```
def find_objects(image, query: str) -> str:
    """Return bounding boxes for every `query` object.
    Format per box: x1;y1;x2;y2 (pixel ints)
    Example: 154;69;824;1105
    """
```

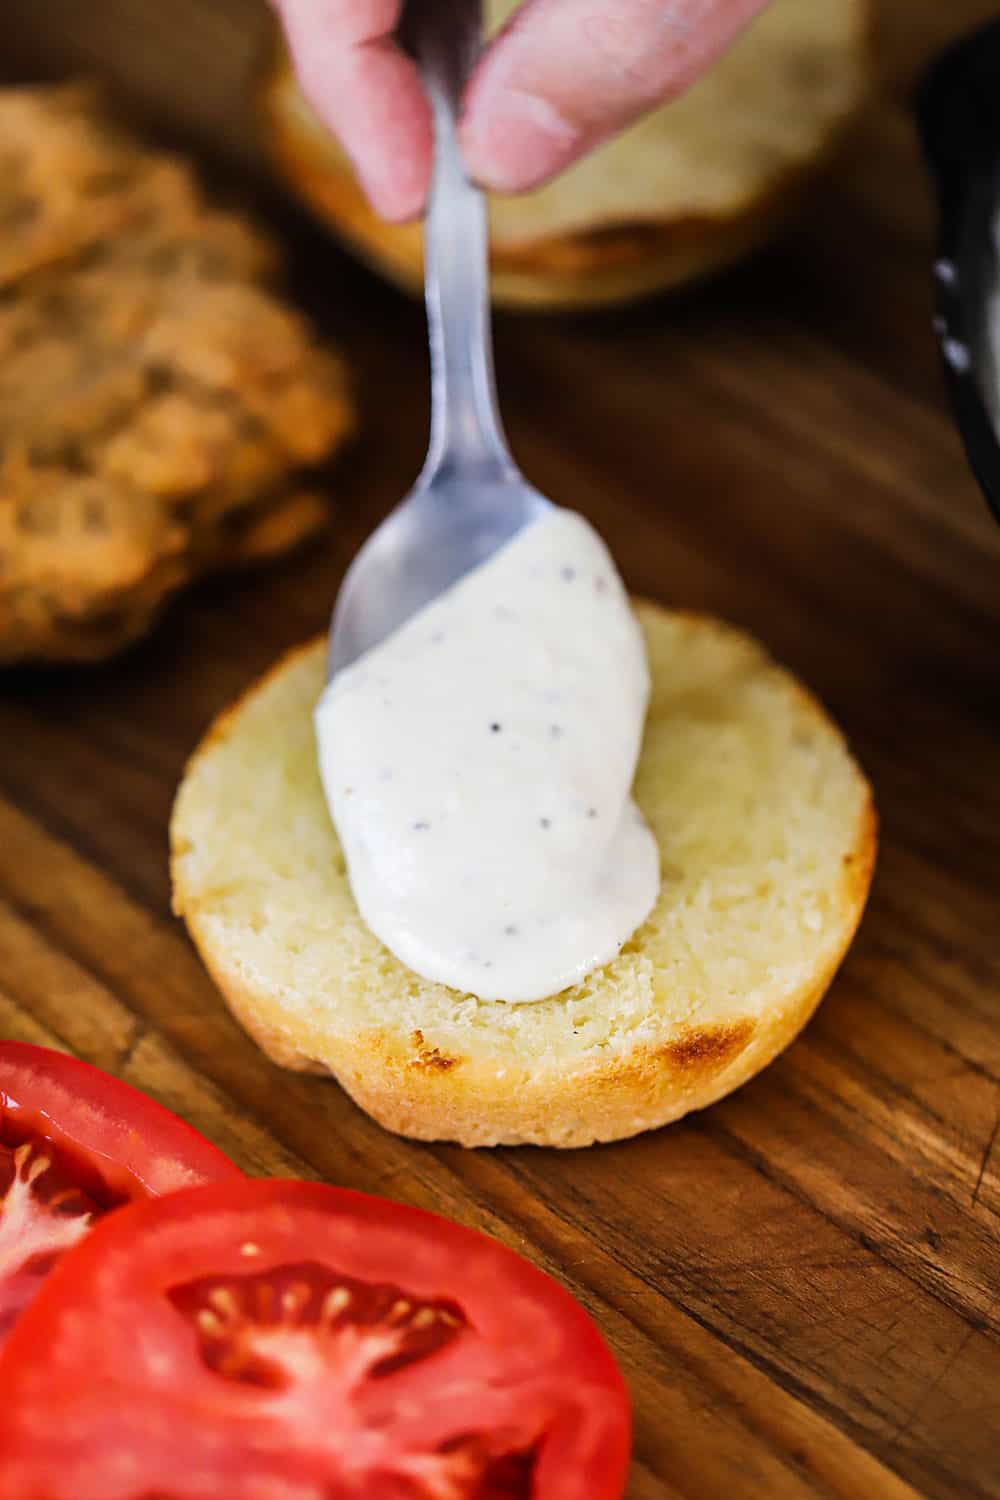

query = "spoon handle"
409;0;513;481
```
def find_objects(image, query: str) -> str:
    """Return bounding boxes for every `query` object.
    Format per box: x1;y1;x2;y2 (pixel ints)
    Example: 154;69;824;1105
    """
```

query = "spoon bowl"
328;464;551;676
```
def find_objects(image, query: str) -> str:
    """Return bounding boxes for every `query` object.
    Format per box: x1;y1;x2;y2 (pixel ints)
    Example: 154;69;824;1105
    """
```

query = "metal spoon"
327;0;552;678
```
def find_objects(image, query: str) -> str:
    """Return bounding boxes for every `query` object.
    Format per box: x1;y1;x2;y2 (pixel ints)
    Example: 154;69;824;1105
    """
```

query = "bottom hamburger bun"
171;604;876;1148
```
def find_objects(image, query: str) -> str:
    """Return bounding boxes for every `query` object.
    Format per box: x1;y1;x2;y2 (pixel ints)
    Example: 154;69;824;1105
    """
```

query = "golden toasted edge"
259;17;879;311
184;904;871;1148
171;613;877;1148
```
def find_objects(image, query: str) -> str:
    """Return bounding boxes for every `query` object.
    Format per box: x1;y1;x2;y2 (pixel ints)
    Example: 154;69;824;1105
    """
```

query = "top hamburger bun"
260;0;875;309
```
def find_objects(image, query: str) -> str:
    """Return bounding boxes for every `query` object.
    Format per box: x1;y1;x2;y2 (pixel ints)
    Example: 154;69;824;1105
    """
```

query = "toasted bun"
261;0;875;310
171;605;875;1147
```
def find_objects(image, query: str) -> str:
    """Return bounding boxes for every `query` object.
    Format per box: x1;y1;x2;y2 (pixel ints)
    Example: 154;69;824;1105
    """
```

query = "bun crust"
171;606;876;1147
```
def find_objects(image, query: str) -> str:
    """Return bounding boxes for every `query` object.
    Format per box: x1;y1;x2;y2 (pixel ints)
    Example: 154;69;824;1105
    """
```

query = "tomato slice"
0;1041;240;1348
0;1179;631;1500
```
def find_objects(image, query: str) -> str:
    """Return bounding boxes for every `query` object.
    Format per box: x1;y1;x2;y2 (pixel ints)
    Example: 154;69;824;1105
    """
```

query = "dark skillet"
918;18;1000;526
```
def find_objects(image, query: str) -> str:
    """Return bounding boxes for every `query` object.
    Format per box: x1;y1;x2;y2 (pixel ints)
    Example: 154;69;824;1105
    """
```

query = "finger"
460;0;770;193
274;0;433;221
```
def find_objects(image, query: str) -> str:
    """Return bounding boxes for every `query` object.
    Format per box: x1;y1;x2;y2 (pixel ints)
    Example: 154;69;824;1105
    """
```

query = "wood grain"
1;1;1000;1496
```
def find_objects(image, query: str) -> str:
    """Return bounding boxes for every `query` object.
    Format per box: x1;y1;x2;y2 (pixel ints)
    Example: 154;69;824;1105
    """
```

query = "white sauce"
314;508;659;1002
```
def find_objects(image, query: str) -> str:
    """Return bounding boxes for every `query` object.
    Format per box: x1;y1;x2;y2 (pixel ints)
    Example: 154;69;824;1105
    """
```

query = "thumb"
460;0;769;193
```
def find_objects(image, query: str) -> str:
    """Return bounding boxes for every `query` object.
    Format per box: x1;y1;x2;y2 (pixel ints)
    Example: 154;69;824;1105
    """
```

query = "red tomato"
0;1041;240;1347
0;1179;631;1500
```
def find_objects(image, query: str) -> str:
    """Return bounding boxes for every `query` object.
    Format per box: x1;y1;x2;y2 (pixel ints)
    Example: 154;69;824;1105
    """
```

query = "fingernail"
461;89;579;194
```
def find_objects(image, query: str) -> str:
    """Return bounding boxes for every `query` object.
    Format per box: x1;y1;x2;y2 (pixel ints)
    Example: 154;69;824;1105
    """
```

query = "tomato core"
172;1261;467;1386
0;1044;240;1354
169;1260;539;1497
0;1105;123;1346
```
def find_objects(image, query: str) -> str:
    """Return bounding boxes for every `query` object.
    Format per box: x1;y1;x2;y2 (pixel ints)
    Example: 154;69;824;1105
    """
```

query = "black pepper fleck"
490;722;502;734
503;924;518;937
550;724;563;740
561;566;577;581
586;807;598;819
412;820;430;832
540;817;551;830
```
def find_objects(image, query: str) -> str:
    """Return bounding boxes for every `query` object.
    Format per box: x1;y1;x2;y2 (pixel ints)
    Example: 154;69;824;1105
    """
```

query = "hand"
273;1;770;222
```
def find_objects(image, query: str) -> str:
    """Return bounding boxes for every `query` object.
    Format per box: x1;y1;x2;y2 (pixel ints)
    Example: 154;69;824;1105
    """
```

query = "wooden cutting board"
2;3;999;1497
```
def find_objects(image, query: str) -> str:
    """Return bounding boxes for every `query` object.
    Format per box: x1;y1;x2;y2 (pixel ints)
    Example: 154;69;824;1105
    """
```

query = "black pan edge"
917;18;1000;527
